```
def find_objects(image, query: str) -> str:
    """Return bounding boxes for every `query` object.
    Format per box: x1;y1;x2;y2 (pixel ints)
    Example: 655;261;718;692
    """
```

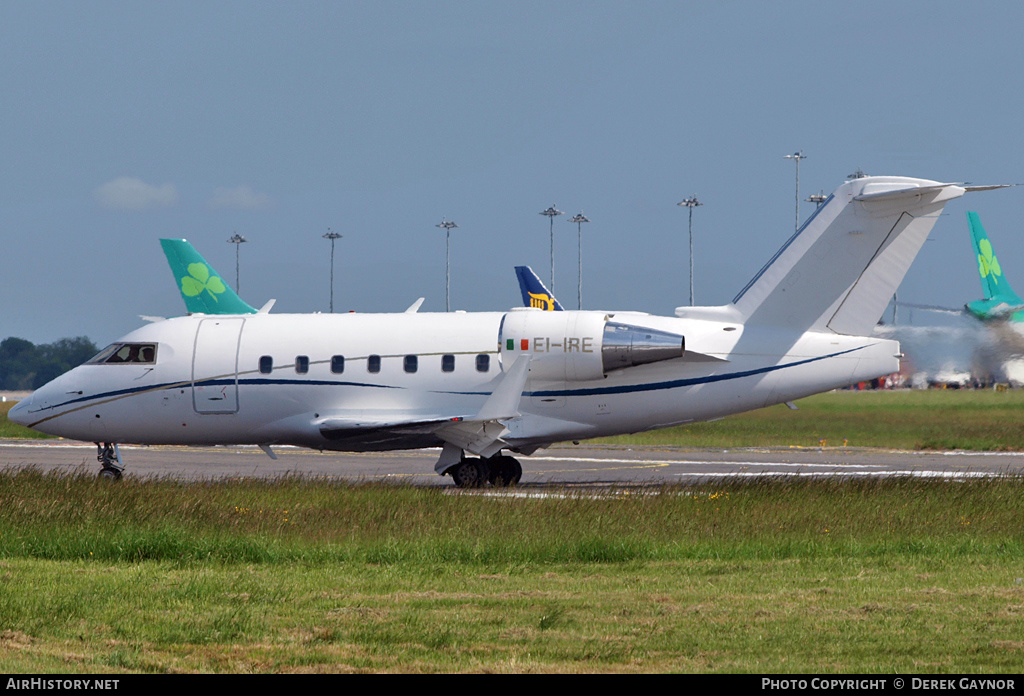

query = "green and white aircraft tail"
965;212;1024;322
160;238;257;315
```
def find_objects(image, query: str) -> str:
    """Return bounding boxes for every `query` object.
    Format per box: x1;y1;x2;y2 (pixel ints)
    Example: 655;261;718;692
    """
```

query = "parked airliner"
8;176;991;486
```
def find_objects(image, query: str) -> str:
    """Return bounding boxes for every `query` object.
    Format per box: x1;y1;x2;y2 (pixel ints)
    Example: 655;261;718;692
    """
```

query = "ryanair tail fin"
964;212;1024;321
160;239;257;315
719;176;968;336
514;265;564;311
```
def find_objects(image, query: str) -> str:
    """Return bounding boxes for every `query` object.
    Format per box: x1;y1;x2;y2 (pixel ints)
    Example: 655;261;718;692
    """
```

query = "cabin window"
331;355;345;374
259;356;273;374
89;343;158;365
295;356;309;374
367;355;381;373
476;354;490;372
441;354;455;373
404;355;418;373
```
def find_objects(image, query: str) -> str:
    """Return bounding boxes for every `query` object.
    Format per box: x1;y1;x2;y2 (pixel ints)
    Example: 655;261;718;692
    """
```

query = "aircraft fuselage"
12;308;898;454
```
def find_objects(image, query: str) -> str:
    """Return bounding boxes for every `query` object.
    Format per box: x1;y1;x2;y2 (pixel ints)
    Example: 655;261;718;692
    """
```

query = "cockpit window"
88;343;158;365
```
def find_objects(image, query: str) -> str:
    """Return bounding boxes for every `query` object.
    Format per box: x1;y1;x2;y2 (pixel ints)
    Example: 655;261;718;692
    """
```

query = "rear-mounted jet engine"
498;309;685;381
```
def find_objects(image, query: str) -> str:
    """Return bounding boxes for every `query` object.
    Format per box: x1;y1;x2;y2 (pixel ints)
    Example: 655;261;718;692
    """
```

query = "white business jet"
8;176;987;485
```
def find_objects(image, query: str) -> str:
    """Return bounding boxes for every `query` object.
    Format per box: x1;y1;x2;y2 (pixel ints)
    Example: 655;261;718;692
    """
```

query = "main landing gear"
446;453;523;489
96;442;124;480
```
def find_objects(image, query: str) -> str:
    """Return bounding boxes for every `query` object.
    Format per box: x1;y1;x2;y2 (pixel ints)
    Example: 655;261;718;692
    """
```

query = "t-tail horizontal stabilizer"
160;239;258;315
726;177;970;336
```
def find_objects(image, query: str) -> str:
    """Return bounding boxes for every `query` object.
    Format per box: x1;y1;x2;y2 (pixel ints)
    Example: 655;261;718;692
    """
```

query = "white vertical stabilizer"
728;176;965;336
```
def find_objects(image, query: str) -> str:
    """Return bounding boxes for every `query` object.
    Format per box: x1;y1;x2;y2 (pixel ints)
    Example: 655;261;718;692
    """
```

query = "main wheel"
449;458;490;488
488;455;522;487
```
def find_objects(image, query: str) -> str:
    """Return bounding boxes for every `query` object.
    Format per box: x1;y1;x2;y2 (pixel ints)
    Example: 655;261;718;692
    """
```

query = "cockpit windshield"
88;343;158;365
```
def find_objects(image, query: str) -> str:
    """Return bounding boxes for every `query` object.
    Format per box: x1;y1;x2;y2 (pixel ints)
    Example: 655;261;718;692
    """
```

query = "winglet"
159;239;258;315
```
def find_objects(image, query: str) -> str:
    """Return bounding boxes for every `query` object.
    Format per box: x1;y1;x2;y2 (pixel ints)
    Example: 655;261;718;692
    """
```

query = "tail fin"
160;239;257;315
964;212;1024;320
514;265;564;311
726;176;966;335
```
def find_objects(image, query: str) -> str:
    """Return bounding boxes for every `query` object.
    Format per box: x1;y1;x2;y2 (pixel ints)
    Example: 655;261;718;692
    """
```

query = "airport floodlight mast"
783;150;806;232
540;205;563;292
323;228;343;313
806;190;828;209
677;196;702;306
436;218;458;312
227;233;247;293
568;213;590;309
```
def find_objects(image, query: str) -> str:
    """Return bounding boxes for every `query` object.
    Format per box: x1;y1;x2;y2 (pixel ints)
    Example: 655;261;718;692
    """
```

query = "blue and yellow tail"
160;239;257;315
514;266;563;311
964;212;1024;321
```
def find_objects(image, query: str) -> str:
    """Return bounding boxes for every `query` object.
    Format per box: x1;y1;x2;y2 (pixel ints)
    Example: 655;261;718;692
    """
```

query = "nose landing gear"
96;443;124;480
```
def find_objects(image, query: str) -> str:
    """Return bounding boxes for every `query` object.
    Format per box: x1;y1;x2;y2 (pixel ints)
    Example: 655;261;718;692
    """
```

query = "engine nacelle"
498;309;684;381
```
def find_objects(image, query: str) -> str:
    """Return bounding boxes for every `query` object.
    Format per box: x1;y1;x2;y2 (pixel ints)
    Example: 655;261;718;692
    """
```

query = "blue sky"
4;1;1024;345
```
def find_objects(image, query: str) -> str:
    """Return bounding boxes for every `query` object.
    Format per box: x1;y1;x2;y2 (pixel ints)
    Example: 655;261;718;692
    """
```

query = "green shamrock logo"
180;263;227;302
978;239;1002;279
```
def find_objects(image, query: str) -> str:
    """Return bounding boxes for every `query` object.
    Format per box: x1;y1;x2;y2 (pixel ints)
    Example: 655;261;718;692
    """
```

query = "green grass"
1;470;1023;672
5;389;1024;672
594;388;1024;450
0;401;51;439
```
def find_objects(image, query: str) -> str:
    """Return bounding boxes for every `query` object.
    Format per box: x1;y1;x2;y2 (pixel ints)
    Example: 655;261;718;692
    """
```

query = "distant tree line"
0;337;98;391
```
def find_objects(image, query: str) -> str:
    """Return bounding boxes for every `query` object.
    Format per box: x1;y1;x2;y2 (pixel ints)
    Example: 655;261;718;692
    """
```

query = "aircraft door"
192;318;245;414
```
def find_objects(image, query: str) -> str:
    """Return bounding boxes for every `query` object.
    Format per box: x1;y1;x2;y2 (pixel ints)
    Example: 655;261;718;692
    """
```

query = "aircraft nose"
6;395;32;427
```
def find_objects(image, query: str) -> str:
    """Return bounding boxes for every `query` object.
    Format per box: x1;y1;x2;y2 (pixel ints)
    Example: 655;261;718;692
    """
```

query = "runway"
1;439;1022;486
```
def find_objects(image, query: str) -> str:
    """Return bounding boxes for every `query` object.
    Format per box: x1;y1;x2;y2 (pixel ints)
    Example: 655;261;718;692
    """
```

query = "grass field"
594;388;1024;451
1;469;1023;673
3;390;1024;673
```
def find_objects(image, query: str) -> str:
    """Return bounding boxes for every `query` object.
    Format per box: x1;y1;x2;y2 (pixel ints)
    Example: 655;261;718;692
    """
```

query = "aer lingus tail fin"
965;212;1024;321
160;238;257;315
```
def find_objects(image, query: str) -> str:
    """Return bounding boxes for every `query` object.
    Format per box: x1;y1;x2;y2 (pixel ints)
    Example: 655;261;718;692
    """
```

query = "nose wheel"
96;443;124;480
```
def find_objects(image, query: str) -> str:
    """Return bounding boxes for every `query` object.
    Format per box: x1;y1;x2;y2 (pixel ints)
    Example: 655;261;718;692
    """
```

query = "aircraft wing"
318;415;471;449
319;355;533;464
893;301;965;316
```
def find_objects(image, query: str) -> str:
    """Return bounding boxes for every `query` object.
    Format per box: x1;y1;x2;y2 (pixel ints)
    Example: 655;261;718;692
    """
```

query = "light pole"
806;191;828;209
227;233;247;293
323;228;342;313
677;196;702;306
539;205;563;292
568;213;589;309
436;218;458;311
783;150;806;232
